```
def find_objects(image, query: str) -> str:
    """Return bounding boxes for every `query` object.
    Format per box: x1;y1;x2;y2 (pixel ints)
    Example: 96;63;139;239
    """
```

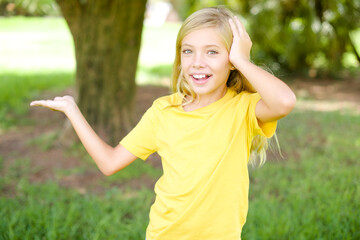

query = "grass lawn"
0;17;359;239
243;110;360;239
1;109;359;239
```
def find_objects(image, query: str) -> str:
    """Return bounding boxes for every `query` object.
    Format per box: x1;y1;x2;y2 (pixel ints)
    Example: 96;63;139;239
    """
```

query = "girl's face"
180;27;233;101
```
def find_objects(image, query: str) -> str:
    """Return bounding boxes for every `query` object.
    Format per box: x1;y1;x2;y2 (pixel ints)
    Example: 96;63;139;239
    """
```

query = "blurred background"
0;0;359;239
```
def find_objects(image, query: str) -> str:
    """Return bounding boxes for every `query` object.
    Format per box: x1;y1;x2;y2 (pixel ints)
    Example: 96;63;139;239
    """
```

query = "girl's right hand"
30;96;77;115
228;16;252;66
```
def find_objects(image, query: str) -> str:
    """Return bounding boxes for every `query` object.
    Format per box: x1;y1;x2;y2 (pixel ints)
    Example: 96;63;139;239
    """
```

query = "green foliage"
0;0;59;16
243;0;360;76
170;0;240;20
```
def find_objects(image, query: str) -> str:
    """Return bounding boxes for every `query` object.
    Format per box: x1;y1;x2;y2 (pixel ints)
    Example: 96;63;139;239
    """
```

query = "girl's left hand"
228;16;252;66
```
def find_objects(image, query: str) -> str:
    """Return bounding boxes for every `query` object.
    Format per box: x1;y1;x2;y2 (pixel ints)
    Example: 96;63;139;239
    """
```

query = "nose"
192;53;206;69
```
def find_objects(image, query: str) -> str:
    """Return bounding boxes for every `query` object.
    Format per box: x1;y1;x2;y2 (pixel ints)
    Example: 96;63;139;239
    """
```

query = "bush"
170;0;360;77
0;0;60;16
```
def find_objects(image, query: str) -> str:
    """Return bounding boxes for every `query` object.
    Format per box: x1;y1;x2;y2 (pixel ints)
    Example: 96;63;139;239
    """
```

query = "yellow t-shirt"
120;89;277;240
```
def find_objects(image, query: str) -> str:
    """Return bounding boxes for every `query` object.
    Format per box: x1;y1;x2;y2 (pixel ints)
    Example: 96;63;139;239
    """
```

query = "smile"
191;74;212;85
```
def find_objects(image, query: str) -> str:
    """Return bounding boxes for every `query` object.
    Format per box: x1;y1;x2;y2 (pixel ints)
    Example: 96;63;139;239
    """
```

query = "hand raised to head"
30;95;77;115
228;16;252;66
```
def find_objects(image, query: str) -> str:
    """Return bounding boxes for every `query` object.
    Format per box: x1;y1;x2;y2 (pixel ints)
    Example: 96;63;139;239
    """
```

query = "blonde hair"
171;6;274;167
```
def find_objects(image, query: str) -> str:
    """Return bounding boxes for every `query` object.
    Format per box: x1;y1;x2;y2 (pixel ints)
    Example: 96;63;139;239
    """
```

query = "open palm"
30;96;76;114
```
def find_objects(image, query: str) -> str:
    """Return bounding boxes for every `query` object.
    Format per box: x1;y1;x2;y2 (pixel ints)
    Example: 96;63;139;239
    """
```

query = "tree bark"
56;0;147;145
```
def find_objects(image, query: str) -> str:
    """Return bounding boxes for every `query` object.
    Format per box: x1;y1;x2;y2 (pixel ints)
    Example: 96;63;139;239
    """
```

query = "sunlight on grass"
0;17;75;71
0;17;179;76
140;23;180;66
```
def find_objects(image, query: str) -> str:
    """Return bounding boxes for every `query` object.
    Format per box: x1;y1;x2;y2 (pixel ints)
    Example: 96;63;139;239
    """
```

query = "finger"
63;95;74;101
30;100;46;106
234;16;247;38
30;100;54;108
228;18;239;39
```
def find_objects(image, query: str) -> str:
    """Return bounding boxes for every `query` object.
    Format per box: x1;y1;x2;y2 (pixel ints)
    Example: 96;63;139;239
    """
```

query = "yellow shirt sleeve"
248;93;277;138
120;104;158;160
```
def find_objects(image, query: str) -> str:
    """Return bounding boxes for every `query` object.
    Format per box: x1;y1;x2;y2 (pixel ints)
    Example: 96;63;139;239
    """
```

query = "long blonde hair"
171;6;273;166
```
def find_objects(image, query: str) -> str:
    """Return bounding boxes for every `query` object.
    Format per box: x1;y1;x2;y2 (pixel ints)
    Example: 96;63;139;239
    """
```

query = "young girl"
31;6;296;240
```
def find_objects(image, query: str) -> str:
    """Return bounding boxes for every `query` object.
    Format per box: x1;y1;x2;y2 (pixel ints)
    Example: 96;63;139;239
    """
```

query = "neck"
183;88;228;112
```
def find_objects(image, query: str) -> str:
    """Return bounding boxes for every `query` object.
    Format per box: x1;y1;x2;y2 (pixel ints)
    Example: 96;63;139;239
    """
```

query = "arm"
30;96;137;176
229;17;296;123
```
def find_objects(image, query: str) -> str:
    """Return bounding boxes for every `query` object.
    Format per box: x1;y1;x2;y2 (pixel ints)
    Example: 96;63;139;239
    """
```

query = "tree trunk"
56;0;147;145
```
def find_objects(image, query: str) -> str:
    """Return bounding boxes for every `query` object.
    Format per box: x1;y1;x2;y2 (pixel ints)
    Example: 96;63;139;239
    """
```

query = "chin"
193;89;215;98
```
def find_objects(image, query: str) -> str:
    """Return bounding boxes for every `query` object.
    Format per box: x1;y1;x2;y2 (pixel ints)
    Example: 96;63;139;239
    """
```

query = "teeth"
193;74;206;79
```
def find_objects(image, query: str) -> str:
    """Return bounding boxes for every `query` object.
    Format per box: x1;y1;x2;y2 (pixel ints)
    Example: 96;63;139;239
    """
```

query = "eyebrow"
181;43;221;48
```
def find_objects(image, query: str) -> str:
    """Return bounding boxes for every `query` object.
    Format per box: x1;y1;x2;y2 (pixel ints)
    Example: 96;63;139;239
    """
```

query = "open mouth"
191;74;212;85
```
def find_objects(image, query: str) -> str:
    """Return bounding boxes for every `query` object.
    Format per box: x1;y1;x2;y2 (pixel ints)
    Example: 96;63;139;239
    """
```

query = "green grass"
1;109;359;239
0;180;153;240
0;16;178;72
0;149;156;240
63;142;162;183
0;71;74;130
242;110;360;239
0;17;75;71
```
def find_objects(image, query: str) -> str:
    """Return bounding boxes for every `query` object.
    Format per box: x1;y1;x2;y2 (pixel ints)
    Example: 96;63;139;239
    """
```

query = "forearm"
30;96;137;175
234;59;296;115
65;106;115;175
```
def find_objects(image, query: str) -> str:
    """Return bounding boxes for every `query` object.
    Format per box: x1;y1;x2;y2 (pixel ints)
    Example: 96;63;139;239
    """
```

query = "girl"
31;6;296;240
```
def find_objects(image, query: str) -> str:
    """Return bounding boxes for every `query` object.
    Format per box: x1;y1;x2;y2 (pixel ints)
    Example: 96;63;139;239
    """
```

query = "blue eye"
208;50;218;55
182;49;192;54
